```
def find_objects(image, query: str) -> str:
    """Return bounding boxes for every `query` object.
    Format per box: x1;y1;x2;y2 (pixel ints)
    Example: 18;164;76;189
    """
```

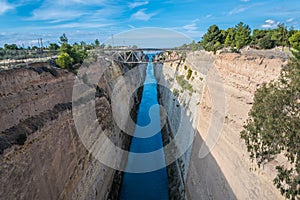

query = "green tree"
56;52;74;69
224;28;236;48
258;32;275;49
31;46;38;50
94;39;100;47
234;22;251;49
200;25;223;53
4;44;18;50
59;33;68;44
252;29;267;46
59;43;72;54
271;23;288;49
48;43;59;50
190;40;199;51
71;43;87;64
289;31;300;59
241;58;300;200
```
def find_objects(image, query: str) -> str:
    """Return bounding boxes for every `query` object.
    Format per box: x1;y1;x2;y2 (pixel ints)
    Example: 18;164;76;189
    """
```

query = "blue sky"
0;0;300;47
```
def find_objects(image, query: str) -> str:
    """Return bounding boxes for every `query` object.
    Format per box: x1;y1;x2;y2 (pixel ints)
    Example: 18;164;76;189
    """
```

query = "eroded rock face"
0;66;74;132
198;52;285;200
0;59;146;199
155;50;287;200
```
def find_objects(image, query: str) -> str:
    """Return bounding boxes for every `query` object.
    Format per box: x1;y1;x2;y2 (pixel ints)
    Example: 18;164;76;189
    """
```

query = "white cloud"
181;19;203;38
30;8;84;22
182;19;199;32
205;14;212;18
228;3;261;15
131;9;156;21
183;23;197;32
240;0;250;2
128;1;149;9
0;1;15;15
286;18;294;23
229;5;250;15
261;19;280;28
51;22;112;29
28;0;116;22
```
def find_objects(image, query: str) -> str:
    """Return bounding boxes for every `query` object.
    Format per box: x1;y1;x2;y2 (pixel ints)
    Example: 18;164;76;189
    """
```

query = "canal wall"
0;49;288;200
155;50;287;199
0;58;146;199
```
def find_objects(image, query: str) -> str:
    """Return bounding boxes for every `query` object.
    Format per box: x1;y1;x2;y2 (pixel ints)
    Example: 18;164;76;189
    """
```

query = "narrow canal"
119;55;169;200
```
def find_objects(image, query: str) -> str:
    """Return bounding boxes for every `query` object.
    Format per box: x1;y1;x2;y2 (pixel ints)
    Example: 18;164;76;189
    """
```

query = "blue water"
119;57;169;200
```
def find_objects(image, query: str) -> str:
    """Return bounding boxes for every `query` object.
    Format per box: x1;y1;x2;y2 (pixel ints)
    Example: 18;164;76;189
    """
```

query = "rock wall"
155;50;287;199
195;52;286;200
0;65;73;132
0;59;146;199
0;50;288;199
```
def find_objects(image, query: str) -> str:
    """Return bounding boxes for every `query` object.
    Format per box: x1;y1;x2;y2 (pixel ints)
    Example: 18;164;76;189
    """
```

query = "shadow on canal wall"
155;62;237;200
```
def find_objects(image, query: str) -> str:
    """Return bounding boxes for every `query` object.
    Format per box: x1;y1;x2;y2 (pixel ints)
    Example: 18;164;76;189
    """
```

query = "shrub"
176;75;193;93
56;52;74;69
187;69;193;80
173;88;179;97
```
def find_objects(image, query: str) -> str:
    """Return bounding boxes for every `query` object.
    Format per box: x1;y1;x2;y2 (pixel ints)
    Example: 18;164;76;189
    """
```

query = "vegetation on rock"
176;75;193;93
241;57;300;199
187;69;193;80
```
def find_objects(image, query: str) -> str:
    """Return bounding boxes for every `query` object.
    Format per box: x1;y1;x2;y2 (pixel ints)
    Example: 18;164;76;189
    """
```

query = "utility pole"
282;28;285;51
40;38;43;52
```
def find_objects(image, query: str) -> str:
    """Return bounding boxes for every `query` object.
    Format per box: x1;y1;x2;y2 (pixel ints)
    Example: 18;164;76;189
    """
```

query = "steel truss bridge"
106;48;190;64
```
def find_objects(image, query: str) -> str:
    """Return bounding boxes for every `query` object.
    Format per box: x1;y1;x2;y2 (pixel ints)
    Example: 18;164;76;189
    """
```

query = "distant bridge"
104;47;191;52
106;47;189;64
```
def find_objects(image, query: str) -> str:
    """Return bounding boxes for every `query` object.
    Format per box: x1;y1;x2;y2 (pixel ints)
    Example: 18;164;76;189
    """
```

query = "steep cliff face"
156;50;287;199
0;59;145;199
197;52;286;200
0;65;73;133
0;50;288;199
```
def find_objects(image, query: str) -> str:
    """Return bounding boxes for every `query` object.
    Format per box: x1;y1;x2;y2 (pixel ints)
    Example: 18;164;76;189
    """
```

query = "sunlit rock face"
156;50;287;200
0;59;146;200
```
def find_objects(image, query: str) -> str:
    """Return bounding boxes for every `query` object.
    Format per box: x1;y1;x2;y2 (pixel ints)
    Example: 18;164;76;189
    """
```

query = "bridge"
106;47;189;64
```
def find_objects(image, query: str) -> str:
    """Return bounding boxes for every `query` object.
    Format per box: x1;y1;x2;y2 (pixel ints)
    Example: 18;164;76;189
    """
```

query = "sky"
0;0;300;47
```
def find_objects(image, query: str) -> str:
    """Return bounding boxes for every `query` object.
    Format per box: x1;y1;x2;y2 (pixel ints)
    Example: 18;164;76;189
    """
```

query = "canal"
119;56;169;200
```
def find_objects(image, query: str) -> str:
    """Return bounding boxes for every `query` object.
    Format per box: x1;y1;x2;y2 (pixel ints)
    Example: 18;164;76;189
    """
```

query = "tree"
200;25;223;53
59;33;68;44
4;44;18;50
59;43;72;54
252;29;266;45
258;32;275;49
71;43;87;64
31;46;39;50
234;22;251;49
94;39;100;47
224;28;236;48
289;31;300;59
271;23;288;50
56;52;74;69
241;58;300;199
190;40;199;51
55;37;88;71
48;43;59;50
